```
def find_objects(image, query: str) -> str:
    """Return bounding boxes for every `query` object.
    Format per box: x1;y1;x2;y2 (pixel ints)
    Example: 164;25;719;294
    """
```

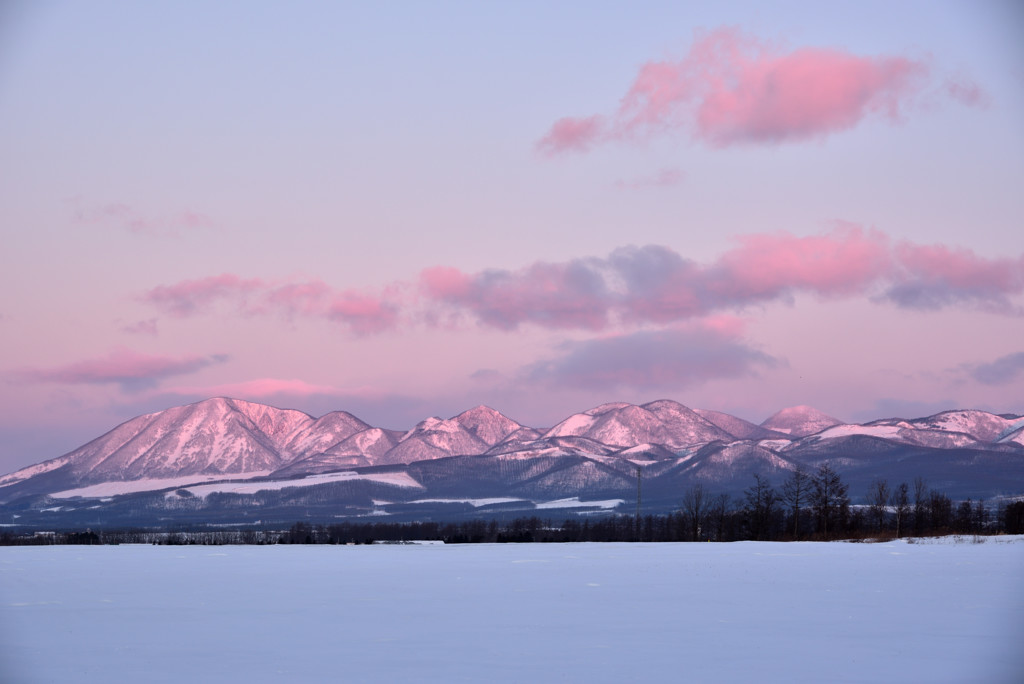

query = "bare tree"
866;479;890;531
781;464;811;539
680;483;709;541
708;493;731;542
811;464;849;539
928;491;953;531
891;482;910;538
913;477;928;535
744;474;779;541
973;499;987;533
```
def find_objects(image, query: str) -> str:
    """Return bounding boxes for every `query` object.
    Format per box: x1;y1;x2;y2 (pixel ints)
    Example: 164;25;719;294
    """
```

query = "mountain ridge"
1;398;1021;523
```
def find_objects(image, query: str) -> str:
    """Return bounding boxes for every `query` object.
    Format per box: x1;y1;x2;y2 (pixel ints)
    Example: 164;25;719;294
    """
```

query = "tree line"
3;465;1023;545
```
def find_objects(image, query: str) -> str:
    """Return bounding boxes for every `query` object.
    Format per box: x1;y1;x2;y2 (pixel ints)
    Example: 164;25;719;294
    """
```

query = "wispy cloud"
964;352;1024;386
522;318;781;391
121;319;159;336
163;378;346;399
17;349;228;392
143;275;402;335
68;198;214;237
538;27;985;154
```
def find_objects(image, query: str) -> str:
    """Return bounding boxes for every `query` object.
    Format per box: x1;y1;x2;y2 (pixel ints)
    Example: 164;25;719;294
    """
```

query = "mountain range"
1;397;1022;527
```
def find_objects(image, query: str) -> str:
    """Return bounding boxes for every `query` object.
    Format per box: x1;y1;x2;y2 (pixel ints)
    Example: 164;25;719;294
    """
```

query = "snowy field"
2;539;1022;683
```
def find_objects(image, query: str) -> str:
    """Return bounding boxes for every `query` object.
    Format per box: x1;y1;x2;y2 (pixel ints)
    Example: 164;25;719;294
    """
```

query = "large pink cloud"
886;243;1024;313
421;260;610;330
539;27;985;153
420;226;1024;329
142;229;1024;336
705;226;893;301
143;275;401;334
19;349;228;391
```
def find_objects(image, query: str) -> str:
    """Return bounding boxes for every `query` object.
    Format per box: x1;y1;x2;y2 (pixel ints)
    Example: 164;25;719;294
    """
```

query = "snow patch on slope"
51;472;275;499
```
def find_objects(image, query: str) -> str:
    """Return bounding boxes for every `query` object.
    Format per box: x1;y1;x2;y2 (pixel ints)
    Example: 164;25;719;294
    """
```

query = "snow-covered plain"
1;539;1022;683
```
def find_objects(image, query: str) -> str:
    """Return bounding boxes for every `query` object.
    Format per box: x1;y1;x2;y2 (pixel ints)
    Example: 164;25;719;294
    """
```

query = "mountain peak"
454;405;522;446
760;405;842;437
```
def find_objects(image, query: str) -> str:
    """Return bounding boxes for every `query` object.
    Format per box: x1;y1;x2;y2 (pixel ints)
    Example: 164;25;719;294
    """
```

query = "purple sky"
2;1;1023;473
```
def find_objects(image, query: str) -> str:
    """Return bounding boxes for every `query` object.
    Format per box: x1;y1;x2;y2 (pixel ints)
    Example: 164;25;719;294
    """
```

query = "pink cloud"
141;229;1024;339
69;199;213;237
420;226;1024;330
707;226;893;301
421;260;610;330
143;275;402;334
260;280;333;317
535;115;606;156
19;349;228;391
328;292;400;335
122;319;159;336
145;274;264;316
886;243;1024;312
539;27;980;152
165;378;345;399
945;75;990;108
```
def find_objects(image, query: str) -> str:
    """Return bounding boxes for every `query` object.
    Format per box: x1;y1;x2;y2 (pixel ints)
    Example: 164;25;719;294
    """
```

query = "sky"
1;1;1023;473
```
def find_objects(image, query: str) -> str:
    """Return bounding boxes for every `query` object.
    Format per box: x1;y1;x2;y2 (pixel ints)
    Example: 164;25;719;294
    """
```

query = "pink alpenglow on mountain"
759;406;844;437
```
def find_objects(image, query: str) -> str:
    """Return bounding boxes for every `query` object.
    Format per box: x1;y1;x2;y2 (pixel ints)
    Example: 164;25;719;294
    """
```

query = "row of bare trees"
674;466;1019;542
677;464;853;541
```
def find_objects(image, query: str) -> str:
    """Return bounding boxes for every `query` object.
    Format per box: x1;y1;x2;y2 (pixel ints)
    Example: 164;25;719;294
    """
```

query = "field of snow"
1;539;1022;683
51;469;424;500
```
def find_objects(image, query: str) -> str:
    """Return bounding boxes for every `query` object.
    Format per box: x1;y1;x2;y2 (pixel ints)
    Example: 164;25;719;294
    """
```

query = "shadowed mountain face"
1;399;1021;525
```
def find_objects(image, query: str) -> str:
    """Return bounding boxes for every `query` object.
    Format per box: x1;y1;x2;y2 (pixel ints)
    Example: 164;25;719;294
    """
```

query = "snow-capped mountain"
0;398;1022;526
760;405;843;437
694;408;789;441
0;398;311;491
281;411;370;460
544;400;731;448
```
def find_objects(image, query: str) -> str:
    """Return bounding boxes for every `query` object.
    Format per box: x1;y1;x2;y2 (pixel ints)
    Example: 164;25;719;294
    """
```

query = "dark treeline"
4;466;1023;546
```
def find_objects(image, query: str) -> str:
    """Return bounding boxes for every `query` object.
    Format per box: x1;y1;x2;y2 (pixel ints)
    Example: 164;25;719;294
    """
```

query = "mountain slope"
4;398;312;492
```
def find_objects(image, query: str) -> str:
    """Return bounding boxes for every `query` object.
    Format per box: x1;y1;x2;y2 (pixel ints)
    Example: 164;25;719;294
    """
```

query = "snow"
0;456;71;487
534;497;624;510
51;470;423;500
181;470;424;497
811;424;905;440
544;412;597;438
757;438;792;450
410;497;525;507
996;417;1024;441
1;539;1021;683
50;472;276;499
